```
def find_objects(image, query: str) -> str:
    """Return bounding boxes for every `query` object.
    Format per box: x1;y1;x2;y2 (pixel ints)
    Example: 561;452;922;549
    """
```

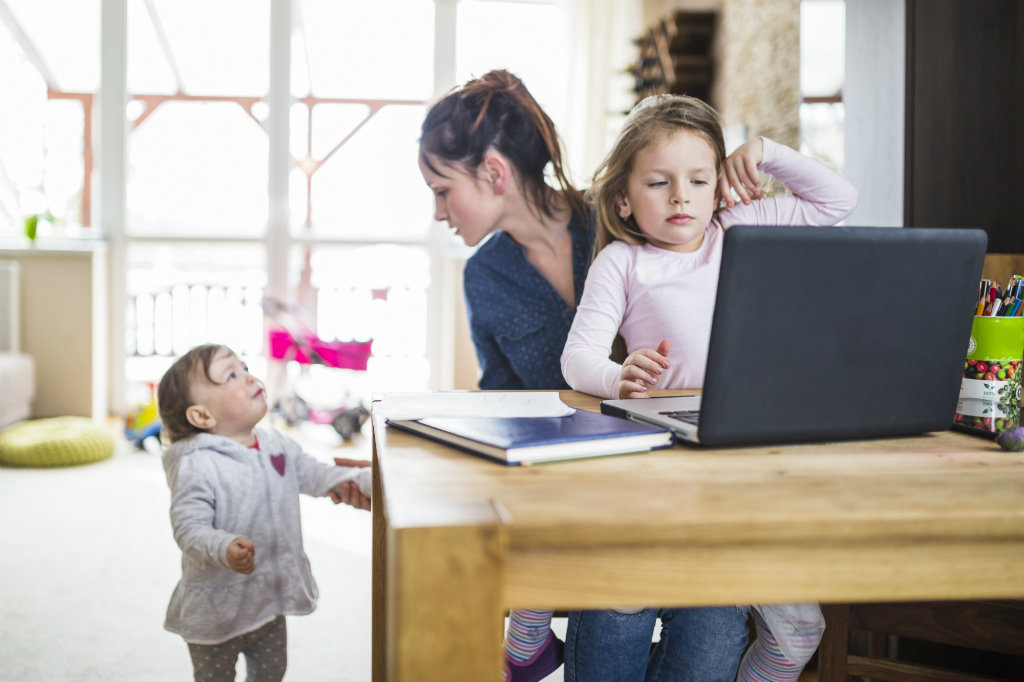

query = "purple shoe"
505;630;564;682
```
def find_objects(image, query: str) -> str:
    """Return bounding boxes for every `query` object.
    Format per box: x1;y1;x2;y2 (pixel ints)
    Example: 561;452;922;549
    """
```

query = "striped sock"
504;609;555;664
736;613;821;682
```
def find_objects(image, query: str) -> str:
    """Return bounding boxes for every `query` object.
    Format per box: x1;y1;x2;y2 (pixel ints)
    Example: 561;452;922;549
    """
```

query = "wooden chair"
819;601;1024;682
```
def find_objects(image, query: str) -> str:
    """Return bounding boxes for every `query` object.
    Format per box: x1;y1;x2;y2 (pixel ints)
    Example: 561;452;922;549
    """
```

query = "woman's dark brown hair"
157;343;223;444
419;69;586;220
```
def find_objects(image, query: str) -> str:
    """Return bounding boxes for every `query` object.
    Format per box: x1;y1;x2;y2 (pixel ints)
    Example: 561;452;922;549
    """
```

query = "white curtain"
559;0;642;185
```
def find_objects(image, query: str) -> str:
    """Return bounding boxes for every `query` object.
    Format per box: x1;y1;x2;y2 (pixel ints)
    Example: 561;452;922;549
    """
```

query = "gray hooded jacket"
162;427;370;644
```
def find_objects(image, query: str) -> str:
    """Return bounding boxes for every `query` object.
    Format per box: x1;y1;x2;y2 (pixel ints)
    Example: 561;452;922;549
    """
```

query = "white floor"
0;417;570;682
0;420;374;682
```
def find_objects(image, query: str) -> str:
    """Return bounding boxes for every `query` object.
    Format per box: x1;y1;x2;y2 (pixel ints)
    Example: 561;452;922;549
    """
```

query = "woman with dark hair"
419;69;595;681
419;69;594;392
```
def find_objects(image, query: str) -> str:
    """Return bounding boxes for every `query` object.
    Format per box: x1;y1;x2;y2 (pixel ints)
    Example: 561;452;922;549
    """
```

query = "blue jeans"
565;606;749;682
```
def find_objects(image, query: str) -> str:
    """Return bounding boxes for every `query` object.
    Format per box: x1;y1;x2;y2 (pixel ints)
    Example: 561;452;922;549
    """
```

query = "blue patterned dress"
463;210;595;390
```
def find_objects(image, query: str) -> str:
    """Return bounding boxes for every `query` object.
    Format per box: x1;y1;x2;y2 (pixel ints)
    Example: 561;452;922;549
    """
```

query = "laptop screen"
692;225;986;446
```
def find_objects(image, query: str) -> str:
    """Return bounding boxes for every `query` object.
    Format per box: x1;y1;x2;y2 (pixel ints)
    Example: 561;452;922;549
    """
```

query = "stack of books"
380;392;673;466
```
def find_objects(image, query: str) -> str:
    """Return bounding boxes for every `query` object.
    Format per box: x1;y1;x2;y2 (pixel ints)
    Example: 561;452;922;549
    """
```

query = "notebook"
388;408;673;465
600;225;987;447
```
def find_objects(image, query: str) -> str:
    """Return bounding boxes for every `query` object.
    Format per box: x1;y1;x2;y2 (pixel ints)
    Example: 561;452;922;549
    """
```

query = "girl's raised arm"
718;138;858;229
720;137;765;207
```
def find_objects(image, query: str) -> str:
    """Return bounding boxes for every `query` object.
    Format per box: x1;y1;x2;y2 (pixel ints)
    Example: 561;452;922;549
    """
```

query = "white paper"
375;391;574;420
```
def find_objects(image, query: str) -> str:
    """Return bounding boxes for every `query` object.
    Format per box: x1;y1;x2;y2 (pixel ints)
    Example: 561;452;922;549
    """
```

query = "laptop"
600;225;987;447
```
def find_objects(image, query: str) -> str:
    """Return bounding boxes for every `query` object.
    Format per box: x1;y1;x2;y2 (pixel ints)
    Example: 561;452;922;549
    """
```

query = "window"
0;0;98;235
0;0;571;418
456;0;567;125
800;0;845;170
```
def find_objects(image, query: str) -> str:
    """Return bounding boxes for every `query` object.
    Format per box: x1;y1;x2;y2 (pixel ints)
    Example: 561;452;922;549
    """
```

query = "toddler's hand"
226;537;255;575
329;458;372;511
618;339;670;399
720;137;764;207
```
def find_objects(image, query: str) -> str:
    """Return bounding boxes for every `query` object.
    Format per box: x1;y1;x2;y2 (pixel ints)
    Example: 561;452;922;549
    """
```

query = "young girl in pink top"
561;95;857;682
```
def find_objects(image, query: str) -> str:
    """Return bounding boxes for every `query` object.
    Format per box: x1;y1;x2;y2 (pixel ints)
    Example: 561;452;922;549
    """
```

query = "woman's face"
419;153;502;247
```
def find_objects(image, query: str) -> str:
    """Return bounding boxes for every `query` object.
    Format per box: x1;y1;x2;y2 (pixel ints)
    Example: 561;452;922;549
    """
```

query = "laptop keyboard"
659;409;701;426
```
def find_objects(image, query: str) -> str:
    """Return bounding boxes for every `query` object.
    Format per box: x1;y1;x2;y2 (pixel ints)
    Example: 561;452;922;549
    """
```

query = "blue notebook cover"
388;408;673;465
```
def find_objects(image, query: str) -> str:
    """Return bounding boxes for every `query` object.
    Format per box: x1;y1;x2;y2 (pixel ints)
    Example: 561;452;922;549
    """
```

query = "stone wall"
712;0;800;149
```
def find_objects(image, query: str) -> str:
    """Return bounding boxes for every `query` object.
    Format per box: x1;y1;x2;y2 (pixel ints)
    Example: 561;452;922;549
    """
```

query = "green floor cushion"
0;417;116;467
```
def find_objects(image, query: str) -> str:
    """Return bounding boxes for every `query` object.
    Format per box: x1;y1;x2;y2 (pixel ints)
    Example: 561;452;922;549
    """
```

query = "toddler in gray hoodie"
157;343;371;682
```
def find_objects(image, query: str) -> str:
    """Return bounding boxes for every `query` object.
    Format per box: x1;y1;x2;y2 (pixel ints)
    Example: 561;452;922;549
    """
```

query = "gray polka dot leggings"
187;616;287;682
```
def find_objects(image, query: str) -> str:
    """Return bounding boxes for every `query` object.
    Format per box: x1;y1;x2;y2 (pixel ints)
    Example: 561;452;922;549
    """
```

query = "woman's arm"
462;260;525;390
468;315;523;390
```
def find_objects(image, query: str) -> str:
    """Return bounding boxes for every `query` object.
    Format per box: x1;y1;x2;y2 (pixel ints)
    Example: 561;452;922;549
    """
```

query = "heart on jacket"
270;453;286;477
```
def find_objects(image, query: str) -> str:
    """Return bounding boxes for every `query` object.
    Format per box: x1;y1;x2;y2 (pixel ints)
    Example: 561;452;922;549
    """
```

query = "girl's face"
419;153;502;247
617;129;718;253
188;347;267;444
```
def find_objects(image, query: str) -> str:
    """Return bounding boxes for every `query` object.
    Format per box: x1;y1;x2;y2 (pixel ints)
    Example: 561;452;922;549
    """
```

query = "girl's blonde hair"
588;94;726;253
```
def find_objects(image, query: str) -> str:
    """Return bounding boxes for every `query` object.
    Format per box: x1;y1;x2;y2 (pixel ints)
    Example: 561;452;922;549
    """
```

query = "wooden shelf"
628;10;717;104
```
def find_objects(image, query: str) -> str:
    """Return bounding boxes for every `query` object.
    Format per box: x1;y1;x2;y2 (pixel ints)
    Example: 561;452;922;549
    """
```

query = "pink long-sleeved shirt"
561;138;858;399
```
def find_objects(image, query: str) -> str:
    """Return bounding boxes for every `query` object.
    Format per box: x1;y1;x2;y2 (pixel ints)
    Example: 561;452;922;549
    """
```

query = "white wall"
844;0;905;226
0;244;107;420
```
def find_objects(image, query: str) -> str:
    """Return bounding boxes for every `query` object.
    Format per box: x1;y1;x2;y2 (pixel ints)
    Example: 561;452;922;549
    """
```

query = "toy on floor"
271;394;369;442
264;298;372;371
318;404;370;441
124;382;162;451
0;416;116;467
263;297;372;442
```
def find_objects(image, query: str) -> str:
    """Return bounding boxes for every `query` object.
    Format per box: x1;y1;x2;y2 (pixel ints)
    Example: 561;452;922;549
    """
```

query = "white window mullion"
433;0;458;97
428;0;459;390
100;0;127;416
263;0;292;401
267;0;291;305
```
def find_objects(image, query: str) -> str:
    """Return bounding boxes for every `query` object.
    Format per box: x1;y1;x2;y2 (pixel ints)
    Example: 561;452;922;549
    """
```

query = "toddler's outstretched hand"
226;537;255;575
618;339;670;399
329;457;372;511
720;137;765;207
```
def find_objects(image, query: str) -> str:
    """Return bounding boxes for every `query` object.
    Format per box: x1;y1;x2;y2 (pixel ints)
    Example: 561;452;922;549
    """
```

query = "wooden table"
370;390;1024;682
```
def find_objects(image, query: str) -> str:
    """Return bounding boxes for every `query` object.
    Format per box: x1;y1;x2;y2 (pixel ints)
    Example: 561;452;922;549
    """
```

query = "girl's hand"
720;137;765;207
226;537;255;575
618;339;670;399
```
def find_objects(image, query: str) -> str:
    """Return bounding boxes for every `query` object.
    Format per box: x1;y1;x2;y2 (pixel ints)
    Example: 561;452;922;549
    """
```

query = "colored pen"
977;279;988;315
1002;286;1016;315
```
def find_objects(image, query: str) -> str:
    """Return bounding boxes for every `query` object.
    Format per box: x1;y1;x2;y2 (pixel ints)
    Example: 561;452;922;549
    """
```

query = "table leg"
371;444;388;682
386;506;506;682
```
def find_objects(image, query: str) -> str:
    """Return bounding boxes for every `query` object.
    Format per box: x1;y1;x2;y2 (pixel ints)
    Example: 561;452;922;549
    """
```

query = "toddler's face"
617;129;718;253
189;347;267;442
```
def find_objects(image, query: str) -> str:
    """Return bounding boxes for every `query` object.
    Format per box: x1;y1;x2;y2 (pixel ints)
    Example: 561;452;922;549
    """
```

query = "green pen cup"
955;315;1024;433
